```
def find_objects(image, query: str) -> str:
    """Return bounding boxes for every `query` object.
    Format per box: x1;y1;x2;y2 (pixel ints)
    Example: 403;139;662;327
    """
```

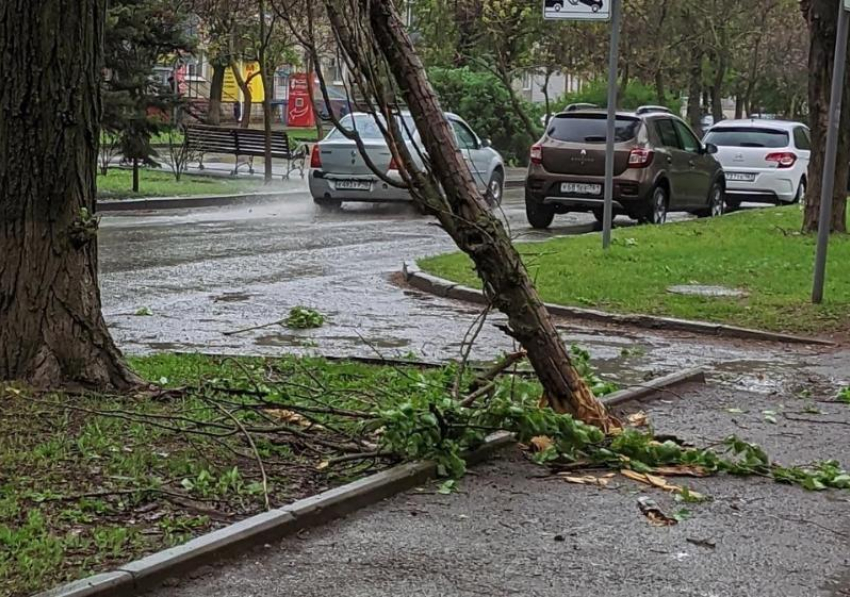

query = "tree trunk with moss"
324;0;615;431
0;0;139;391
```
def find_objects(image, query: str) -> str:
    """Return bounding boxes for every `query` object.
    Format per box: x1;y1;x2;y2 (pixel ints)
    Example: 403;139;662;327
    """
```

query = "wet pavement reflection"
99;187;847;395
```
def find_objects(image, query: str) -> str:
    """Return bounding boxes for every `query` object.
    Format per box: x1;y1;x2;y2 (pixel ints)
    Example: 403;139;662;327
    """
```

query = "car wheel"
526;195;555;229
314;197;342;211
792;178;806;204
699;182;726;218
641;186;668;225
487;169;504;208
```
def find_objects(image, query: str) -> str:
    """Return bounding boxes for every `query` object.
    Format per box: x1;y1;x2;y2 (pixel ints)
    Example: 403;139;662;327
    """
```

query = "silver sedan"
308;111;505;208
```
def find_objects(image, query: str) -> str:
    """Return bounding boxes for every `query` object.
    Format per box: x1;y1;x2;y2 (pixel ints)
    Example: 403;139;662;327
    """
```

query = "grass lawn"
1;353;552;596
96;168;262;200
419;206;850;336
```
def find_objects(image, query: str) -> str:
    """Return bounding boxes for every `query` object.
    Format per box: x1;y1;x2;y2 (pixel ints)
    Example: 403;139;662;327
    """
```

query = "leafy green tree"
428;67;536;164
102;0;194;191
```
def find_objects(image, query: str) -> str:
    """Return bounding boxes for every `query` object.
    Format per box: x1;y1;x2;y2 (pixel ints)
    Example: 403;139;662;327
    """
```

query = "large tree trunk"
687;49;703;131
710;50;726;124
654;69;666;106
0;0;139;391
325;0;614;431
802;0;849;233
208;62;226;126
259;0;273;184
230;61;254;130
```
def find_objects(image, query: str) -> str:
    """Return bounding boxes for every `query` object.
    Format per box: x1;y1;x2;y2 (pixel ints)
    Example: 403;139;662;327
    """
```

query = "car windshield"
547;115;640;143
328;114;416;141
704;127;789;148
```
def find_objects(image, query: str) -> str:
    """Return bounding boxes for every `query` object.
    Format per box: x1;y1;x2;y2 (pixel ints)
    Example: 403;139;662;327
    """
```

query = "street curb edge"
96;189;303;213
402;262;835;346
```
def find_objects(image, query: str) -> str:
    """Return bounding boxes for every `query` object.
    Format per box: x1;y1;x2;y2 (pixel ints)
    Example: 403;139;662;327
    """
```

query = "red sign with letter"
287;73;315;128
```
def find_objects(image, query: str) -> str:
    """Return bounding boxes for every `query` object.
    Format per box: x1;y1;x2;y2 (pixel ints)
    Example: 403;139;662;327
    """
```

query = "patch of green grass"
96;168;262;200
0;353;555;596
419;206;850;335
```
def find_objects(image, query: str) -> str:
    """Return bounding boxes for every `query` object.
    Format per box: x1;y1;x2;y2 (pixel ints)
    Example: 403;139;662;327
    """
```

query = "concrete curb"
96;189;303;213
402;262;835;346
34;434;513;597
601;367;706;407
33;364;702;597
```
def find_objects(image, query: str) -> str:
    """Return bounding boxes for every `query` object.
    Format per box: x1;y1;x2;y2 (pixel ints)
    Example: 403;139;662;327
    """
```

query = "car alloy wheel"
487;170;504;208
710;185;726;217
651;187;668;224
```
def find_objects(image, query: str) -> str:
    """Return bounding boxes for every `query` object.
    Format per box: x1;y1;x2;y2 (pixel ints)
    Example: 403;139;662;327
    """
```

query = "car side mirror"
480;138;491;149
704;142;718;155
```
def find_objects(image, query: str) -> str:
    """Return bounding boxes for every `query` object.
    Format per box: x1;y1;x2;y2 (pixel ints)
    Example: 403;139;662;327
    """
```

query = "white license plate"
561;183;602;196
726;172;756;182
335;180;372;191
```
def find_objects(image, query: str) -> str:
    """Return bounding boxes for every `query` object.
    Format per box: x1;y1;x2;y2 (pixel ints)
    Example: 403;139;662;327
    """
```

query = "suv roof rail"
564;103;598;112
636;105;673;115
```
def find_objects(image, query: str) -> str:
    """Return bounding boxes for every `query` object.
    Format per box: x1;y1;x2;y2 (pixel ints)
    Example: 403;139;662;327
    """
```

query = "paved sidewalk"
151;380;850;597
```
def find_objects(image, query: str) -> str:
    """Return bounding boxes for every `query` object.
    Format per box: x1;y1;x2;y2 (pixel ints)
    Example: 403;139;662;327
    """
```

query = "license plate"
334;180;372;191
561;182;602;196
726;172;756;182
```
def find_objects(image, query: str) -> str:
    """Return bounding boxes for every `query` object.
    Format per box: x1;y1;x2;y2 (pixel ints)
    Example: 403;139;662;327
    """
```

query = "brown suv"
525;109;726;229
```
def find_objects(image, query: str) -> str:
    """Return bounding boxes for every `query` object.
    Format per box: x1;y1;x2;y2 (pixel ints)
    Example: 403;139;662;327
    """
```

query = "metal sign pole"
812;2;850;304
602;0;622;250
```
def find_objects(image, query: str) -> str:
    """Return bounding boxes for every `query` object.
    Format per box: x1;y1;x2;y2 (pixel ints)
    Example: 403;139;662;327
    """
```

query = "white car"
309;111;505;209
703;119;810;209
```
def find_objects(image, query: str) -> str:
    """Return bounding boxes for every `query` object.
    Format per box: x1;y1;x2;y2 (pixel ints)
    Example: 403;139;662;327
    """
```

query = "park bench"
184;125;307;179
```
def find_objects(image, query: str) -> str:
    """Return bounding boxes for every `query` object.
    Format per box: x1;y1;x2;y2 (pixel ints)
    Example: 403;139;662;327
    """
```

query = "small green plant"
837;387;850;404
134;307;153;317
285;306;325;330
437;479;458;495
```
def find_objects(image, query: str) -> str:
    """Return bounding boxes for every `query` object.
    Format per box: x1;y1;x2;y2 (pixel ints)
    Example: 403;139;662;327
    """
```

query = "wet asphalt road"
100;185;841;393
152;380;850;597
100;185;850;597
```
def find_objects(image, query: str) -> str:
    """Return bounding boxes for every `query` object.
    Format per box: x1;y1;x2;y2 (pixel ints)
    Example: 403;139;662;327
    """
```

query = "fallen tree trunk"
321;0;615;431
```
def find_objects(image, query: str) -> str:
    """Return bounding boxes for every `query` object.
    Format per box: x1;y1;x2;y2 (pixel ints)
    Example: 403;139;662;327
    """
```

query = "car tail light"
766;151;797;169
388;156;398;171
530;144;543;165
628;147;654;168
310;144;322;169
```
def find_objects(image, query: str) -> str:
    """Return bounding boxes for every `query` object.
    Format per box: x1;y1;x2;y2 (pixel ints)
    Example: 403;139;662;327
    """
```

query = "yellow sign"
222;62;265;103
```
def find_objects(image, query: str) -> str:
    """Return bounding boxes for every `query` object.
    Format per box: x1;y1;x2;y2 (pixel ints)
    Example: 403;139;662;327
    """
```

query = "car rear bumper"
309;170;411;202
724;169;798;203
526;166;652;213
543;197;626;210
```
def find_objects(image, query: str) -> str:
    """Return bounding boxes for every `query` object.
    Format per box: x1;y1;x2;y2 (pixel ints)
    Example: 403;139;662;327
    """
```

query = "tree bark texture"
208;63;226;126
687;49;703;132
802;0;849;233
259;0;273;183
326;0;614;431
0;0;139;390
